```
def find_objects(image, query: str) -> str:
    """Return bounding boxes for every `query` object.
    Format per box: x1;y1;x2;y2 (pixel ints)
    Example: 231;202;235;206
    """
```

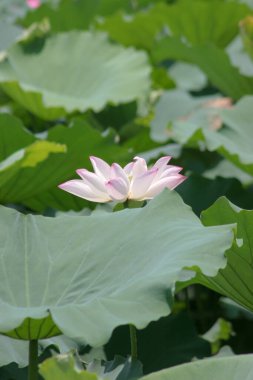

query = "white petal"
90;156;111;180
130;168;158;199
154;164;182;181
132;156;147;178
142;175;186;199
110;163;130;186
58;180;110;202
76;169;107;194
165;174;186;190
153;156;171;169
105;178;129;201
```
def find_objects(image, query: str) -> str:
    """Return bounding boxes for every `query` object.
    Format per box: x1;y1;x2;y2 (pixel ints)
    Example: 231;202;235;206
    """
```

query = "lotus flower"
59;156;186;203
26;0;41;9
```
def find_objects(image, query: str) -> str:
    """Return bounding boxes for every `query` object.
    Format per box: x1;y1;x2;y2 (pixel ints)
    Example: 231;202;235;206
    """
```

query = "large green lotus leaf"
188;197;253;313
98;1;248;50
152;37;253;99
0;117;130;209
0;191;233;344
141;355;253;380
0;32;151;120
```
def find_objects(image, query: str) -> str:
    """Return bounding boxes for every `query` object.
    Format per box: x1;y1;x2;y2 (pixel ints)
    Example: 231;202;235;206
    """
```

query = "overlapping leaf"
0;191;233;344
151;93;253;177
40;353;253;380
150;89;228;143
191;197;253;313
40;353;143;380
141;355;253;380
0;31;151;119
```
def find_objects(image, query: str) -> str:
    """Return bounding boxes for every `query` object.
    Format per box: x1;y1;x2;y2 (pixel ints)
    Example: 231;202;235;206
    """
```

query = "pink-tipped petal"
160;166;183;178
153;156;172;169
124;162;134;175
132;156;147;178
59;155;186;204
111;163;130;186
90;156;111;180
58;180;110;203
76;169;107;194
26;0;41;8
165;174;187;190
105;178;129;201
142;175;186;199
130;168;159;199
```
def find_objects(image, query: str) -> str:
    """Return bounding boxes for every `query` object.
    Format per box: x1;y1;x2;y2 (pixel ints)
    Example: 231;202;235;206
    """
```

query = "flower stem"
28;339;38;380
129;324;138;360
123;200;138;359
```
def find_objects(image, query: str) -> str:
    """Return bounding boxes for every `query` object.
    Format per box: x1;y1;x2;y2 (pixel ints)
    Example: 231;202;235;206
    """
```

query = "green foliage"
1;0;253;377
98;1;249;50
152;37;253;99
105;312;210;373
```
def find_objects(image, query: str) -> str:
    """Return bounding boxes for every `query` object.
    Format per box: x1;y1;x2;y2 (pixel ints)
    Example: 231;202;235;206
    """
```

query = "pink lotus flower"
26;0;41;9
59;156;186;203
